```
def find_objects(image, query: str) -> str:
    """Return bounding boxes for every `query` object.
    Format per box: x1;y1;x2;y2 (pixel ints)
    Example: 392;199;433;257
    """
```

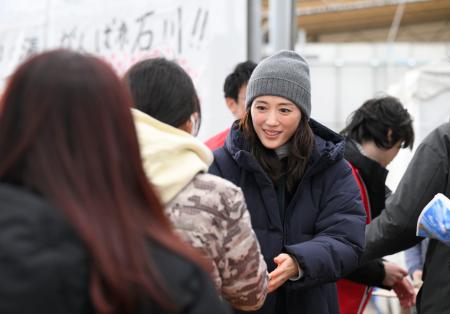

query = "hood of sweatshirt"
132;109;213;204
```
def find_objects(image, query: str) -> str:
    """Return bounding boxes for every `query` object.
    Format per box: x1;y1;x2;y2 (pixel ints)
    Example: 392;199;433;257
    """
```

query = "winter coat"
0;183;231;314
362;122;450;314
337;139;390;314
133;109;268;310
210;120;366;314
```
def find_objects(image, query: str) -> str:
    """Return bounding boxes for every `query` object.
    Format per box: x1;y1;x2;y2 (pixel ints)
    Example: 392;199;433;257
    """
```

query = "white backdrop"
297;43;450;189
0;0;247;139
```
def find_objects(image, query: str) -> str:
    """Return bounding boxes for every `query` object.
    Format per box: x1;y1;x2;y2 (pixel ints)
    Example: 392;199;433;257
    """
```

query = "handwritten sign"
0;0;247;138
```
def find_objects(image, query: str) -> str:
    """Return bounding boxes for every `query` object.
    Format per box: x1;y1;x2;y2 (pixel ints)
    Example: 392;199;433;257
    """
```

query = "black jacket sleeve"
345;258;390;289
362;123;450;263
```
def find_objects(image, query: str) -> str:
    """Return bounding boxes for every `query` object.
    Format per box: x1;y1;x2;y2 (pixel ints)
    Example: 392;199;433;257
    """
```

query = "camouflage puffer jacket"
166;172;268;311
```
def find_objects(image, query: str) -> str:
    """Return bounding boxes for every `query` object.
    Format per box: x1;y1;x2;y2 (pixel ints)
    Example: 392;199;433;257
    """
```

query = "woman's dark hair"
240;108;314;192
341;96;414;149
124;58;201;134
0;49;202;314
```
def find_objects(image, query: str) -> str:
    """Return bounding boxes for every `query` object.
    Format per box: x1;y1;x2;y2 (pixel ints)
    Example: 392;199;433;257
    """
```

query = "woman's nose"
265;110;279;126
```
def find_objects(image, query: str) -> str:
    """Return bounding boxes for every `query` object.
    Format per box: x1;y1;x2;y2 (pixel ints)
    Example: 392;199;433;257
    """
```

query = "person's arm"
362;126;450;263
346;258;415;307
283;160;366;289
219;182;268;311
345;258;386;287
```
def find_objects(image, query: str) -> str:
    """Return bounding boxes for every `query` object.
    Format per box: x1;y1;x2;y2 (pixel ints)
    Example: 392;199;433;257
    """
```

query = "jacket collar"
224;119;345;177
344;139;388;184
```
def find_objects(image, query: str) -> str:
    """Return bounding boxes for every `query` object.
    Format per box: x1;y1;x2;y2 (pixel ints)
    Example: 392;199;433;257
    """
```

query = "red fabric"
349;165;371;225
204;128;230;150
336;163;372;314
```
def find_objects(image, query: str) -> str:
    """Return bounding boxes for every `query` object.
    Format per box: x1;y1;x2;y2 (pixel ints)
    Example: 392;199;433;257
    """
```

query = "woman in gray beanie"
210;50;366;314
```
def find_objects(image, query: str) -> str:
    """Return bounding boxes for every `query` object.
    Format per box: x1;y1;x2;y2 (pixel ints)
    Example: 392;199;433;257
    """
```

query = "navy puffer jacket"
210;119;366;314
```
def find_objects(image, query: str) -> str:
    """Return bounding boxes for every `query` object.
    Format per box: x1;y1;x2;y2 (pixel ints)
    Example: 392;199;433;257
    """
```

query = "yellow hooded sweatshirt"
132;108;213;204
133;108;268;311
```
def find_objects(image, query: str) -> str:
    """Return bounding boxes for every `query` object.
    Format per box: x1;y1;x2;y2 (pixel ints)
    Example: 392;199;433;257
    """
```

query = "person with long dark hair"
124;58;268;311
0;49;230;314
210;50;366;314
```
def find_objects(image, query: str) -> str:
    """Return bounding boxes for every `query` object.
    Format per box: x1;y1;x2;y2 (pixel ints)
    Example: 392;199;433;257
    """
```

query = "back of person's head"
124;58;201;135
341;96;414;150
223;60;257;101
0;49;201;313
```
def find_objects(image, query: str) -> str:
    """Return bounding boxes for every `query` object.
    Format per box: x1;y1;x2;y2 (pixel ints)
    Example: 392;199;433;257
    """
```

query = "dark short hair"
341;96;414;149
124;58;201;132
223;61;257;101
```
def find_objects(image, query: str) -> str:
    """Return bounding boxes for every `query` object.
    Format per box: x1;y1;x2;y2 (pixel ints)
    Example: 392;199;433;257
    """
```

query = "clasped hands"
383;261;416;308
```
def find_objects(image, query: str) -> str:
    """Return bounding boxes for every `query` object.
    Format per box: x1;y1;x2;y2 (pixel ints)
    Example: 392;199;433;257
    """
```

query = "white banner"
0;0;247;139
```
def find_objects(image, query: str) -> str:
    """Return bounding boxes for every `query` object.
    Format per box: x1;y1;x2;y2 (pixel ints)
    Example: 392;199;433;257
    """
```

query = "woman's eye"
280;108;291;113
256;106;267;111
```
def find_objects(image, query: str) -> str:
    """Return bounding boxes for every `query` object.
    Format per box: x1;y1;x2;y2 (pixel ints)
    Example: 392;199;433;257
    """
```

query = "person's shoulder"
0;184;90;313
193;172;240;193
314;155;352;180
429;122;450;146
0;183;51;214
192;173;244;208
437;121;450;133
0;183;72;237
170;173;245;221
0;182;85;247
417;122;450;159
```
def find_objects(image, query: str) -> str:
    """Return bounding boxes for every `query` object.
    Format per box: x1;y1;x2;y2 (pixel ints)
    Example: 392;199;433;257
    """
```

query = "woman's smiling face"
251;95;302;150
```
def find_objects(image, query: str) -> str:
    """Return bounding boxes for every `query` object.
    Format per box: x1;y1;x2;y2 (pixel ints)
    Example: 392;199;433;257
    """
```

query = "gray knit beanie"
246;50;311;118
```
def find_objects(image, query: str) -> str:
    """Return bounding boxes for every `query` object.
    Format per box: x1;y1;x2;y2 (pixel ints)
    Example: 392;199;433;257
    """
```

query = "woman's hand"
268;253;299;293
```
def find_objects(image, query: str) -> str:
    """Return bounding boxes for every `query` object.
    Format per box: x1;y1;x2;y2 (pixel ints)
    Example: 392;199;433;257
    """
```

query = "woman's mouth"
263;129;282;138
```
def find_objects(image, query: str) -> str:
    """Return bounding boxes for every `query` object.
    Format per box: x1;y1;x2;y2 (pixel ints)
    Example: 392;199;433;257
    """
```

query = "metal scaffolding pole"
269;0;296;53
247;0;262;62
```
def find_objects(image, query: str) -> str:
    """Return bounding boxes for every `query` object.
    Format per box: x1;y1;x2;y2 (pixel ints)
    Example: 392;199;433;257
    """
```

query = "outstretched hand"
268;253;299;293
392;277;416;308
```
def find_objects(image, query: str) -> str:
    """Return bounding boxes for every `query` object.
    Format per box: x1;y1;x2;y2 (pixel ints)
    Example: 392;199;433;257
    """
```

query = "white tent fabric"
387;60;450;190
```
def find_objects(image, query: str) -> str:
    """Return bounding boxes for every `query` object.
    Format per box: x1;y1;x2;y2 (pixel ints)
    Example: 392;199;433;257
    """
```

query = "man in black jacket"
361;121;450;313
